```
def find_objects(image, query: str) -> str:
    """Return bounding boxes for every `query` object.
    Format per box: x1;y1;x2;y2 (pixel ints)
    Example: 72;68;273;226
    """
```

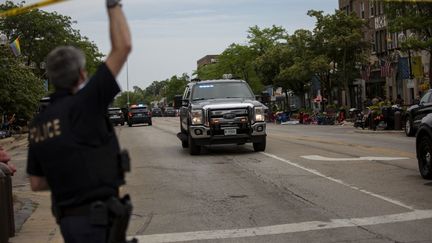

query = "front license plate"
224;128;237;136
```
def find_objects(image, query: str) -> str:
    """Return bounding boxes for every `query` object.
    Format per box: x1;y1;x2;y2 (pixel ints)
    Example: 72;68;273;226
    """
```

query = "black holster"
106;194;136;243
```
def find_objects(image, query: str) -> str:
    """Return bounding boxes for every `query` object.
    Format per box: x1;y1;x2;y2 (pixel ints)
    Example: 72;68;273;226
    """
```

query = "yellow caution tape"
0;0;67;18
383;0;432;2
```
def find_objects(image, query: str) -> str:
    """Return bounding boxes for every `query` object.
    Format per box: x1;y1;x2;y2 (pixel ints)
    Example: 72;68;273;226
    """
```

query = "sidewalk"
1;135;63;243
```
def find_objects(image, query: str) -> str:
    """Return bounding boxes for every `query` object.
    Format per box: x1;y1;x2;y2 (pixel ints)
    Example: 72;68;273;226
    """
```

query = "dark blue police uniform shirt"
26;63;121;204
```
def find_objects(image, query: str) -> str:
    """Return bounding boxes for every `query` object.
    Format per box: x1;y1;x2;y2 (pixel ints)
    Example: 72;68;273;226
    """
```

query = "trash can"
0;163;15;241
0;168;9;243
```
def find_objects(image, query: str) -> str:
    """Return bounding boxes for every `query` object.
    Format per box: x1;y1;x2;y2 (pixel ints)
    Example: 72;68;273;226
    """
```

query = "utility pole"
126;59;130;107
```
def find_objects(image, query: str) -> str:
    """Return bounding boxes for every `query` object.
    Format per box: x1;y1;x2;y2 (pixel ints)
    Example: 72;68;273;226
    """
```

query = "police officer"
26;0;132;242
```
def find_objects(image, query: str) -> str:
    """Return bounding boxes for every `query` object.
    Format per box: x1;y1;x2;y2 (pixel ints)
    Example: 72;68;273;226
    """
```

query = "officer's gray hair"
46;46;86;90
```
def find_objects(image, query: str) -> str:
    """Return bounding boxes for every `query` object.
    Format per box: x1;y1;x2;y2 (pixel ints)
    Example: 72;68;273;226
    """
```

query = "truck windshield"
192;82;255;101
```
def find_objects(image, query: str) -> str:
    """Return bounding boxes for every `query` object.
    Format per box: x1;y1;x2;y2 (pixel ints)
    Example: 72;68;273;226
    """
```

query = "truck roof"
189;79;246;85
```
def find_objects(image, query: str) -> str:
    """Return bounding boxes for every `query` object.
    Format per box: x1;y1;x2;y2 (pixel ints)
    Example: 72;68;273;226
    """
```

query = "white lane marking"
131;210;432;243
261;152;414;210
301;155;410;161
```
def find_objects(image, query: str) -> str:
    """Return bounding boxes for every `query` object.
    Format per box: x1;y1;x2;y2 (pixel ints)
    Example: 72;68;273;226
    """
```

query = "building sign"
375;16;387;29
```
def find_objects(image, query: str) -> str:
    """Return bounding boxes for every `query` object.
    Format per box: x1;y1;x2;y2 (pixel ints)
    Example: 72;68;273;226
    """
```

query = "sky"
6;0;338;91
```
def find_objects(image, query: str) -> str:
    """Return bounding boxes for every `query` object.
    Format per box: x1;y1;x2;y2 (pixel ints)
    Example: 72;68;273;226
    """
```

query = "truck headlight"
254;107;265;122
191;110;203;125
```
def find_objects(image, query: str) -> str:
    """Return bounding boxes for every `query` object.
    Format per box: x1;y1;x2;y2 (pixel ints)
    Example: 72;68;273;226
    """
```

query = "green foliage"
0;55;45;119
308;9;369;107
385;2;432;84
0;1;104;77
0;1;104;121
165;73;189;102
385;2;432;52
114;74;189;108
195;63;223;80
247;25;288;55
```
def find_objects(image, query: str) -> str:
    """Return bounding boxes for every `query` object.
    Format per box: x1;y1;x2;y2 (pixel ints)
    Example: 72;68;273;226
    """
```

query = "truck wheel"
182;139;189;148
188;134;200;155
128;123;132;127
405;118;415;136
418;135;432;179
253;138;266;152
180;123;187;134
149;121;152;126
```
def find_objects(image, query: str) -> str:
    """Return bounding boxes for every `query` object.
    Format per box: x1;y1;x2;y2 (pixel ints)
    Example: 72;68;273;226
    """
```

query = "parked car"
164;107;176;117
152;107;163;117
128;105;152;126
108;107;125;126
405;89;432;136
0;130;11;139
415;113;432;179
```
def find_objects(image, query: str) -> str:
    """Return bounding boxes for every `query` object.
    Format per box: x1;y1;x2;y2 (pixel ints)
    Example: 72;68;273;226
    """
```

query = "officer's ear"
78;68;88;82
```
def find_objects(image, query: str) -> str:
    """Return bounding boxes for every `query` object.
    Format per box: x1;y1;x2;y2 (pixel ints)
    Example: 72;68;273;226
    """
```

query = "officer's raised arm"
105;0;132;77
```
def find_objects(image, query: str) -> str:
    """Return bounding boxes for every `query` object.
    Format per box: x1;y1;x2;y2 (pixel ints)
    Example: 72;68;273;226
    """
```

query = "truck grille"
208;108;251;135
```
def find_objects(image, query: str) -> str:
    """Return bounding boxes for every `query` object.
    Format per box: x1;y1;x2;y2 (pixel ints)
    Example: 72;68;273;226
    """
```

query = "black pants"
60;215;108;243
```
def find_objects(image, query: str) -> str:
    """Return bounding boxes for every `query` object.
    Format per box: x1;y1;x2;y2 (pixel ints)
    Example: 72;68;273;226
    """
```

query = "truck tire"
405;118;415;136
253;137;266;152
188;133;200;155
180;123;187;134
418;135;432;179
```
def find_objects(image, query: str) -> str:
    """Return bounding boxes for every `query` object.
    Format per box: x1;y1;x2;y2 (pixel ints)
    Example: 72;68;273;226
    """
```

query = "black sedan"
164;107;176;117
416;113;432;179
405;89;432;136
152;107;163;117
128;105;152;126
108;107;125;126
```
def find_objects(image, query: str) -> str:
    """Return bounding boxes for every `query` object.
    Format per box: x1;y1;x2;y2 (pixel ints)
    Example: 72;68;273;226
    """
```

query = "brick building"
339;0;430;106
197;55;219;69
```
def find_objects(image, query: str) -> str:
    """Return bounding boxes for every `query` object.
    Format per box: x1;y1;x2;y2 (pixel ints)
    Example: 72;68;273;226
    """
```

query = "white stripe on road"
262;152;414;210
131;210;432;243
301;155;410;161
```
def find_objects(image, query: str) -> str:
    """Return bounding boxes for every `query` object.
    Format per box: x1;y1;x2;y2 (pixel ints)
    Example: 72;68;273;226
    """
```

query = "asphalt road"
114;118;432;243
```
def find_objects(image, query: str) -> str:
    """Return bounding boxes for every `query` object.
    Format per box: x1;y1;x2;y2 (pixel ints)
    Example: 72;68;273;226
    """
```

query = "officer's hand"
106;0;121;8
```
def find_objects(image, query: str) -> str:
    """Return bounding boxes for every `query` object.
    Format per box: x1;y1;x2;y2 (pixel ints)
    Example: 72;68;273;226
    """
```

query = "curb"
353;129;405;134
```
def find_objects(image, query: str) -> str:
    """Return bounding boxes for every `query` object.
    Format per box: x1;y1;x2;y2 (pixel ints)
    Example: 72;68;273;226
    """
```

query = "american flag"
381;60;392;77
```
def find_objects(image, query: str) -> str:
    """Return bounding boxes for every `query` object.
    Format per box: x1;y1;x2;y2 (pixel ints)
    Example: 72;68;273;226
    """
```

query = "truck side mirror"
182;99;189;107
174;95;183;109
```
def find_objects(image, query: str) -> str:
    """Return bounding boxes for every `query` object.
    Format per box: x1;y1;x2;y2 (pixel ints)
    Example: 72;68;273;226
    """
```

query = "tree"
385;2;432;87
194;63;223;81
0;1;104;78
278;30;316;108
0;51;45;119
308;10;368;108
165;73;189;103
217;44;263;93
0;1;104;121
255;43;292;109
247;25;288;55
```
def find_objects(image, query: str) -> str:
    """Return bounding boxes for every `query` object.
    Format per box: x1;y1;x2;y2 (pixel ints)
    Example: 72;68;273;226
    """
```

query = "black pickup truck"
177;79;267;155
